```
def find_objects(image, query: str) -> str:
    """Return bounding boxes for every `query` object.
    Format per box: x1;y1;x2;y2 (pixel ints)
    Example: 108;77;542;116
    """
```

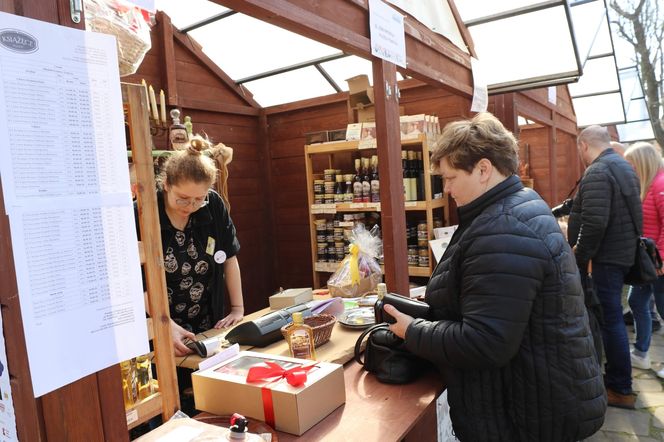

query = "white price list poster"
0;313;18;442
0;12;148;396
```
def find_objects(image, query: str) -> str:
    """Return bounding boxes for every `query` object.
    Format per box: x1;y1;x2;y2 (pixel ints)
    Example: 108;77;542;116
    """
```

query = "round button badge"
214;250;226;264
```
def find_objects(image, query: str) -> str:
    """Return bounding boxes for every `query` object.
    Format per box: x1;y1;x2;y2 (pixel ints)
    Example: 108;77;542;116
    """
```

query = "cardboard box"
269;287;313;310
192;351;345;435
305;131;328;144
346;74;374;108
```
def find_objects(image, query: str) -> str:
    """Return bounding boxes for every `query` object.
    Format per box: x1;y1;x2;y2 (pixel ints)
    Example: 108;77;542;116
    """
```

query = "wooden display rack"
304;134;449;288
123;83;179;430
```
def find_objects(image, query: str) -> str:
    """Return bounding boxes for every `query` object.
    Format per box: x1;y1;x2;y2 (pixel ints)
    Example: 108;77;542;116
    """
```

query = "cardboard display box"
192;351;345;435
269;287;313;310
346;74;374;108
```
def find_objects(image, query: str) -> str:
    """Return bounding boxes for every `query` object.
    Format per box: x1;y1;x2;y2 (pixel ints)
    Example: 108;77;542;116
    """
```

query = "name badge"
214;250;227;264
206;237;215;256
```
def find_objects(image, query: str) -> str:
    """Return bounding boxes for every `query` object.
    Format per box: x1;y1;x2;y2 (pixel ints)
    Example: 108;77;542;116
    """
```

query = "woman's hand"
170;320;196;356
385;304;414;339
214;305;244;329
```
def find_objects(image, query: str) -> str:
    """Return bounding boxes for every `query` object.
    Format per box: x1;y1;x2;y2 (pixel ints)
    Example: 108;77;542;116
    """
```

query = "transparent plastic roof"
155;0;655;141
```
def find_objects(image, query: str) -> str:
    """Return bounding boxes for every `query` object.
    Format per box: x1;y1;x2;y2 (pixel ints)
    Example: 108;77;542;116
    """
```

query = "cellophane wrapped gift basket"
327;224;382;298
84;0;152;76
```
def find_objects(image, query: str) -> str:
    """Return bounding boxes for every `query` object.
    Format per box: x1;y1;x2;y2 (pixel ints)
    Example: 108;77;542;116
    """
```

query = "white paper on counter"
0;12;147;397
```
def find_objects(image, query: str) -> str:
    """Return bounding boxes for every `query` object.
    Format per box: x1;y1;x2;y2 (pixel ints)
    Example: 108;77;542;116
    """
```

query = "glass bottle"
344;174;354;203
416;151;425;200
334;174;345;203
287;312;316;360
120;359;138;409
370;155;380;203
353;159;363;203
408;151;418;201
169;109;188;150
373;282;387;323
184;115;193;138
135;354;153;400
361;157;371;203
402;151;411;201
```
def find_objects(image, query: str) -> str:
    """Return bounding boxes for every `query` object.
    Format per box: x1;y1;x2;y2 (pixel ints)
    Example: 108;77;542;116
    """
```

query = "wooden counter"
179;306;443;441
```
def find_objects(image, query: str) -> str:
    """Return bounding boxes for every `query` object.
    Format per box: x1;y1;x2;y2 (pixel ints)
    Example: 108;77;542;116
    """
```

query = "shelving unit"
123;83;179;430
305;134;449;288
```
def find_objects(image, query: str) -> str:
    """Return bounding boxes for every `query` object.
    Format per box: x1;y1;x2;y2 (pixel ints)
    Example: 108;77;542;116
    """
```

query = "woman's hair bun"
187;135;210;155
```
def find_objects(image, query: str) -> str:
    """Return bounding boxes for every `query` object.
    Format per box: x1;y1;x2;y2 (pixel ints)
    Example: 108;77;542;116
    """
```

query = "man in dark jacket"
567;125;642;409
387;113;606;441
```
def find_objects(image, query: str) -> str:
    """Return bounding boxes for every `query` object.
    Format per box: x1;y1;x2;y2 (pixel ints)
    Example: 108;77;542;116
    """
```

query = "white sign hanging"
470;57;488;113
0;12;148;397
368;0;407;68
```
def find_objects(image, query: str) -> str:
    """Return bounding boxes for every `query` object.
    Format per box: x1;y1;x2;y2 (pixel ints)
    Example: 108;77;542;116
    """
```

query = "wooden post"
373;58;409;295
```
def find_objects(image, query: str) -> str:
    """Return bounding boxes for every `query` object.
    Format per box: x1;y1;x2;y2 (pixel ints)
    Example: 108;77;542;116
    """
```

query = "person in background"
611;141;626;157
156;135;245;355
386;113;606;441
623;142;664;374
567;125;642;409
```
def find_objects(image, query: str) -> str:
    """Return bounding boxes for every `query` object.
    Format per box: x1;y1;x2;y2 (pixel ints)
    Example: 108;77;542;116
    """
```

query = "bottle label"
370;180;380;202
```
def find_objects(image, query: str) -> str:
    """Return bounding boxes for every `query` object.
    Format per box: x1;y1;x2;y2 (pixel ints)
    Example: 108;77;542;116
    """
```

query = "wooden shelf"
126;391;162;430
310;198;445;214
314;261;430;277
305;134;427;154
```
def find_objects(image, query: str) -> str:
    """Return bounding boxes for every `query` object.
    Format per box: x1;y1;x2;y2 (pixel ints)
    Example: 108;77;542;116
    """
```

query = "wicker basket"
281;314;336;348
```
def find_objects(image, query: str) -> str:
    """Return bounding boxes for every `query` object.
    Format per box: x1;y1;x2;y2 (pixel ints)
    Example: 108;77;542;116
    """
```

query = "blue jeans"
593;263;632;394
628;275;664;353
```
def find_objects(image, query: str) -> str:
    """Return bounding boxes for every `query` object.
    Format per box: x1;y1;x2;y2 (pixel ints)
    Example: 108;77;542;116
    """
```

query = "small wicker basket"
281;314;336;348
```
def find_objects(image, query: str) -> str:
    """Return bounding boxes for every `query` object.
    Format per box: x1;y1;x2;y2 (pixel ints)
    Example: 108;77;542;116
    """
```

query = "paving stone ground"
590;323;664;440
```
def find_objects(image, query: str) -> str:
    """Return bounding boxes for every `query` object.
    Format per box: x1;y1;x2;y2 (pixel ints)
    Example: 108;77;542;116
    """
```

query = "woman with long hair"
624;142;664;375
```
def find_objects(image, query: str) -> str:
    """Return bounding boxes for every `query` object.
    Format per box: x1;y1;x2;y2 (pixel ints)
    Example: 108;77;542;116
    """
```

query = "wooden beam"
212;0;473;97
179;97;260;116
549;126;557;204
158;11;178;106
258;110;278;293
97;365;129;442
373;58;409;295
448;0;476;58
172;31;261;108
264;91;347;115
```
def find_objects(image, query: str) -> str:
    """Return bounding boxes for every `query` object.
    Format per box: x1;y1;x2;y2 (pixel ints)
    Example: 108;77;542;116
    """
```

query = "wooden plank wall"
124;19;272;313
265;81;471;289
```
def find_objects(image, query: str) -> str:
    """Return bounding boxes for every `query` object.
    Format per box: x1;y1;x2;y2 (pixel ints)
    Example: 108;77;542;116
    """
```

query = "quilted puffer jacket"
567;148;641;268
642;171;664;253
404;175;606;442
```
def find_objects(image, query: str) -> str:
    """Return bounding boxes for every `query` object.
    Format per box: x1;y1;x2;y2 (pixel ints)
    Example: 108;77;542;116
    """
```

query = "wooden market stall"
0;1;589;441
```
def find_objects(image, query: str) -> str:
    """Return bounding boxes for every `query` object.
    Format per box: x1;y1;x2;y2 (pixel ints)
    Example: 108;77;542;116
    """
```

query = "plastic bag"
84;0;152;76
327;224;382;298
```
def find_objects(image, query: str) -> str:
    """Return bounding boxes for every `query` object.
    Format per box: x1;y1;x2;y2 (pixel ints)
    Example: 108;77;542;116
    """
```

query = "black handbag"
624;236;662;285
354;323;428;384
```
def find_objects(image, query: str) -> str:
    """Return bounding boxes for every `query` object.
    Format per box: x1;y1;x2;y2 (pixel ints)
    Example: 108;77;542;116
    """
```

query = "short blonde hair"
430;112;519;176
624;142;664;201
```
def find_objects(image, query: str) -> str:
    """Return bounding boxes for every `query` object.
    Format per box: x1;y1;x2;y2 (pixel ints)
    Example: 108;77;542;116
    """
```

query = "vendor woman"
157;135;245;356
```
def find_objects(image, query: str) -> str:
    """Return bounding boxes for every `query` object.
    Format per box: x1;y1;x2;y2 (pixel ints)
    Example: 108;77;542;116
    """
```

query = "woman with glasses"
155;135;245;357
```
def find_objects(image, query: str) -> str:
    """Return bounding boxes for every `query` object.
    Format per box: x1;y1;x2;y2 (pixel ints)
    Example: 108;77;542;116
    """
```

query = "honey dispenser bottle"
287;312;316;360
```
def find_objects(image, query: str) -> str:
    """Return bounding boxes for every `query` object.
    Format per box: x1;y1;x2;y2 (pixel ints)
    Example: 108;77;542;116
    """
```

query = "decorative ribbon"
246;362;317;427
349;243;360;285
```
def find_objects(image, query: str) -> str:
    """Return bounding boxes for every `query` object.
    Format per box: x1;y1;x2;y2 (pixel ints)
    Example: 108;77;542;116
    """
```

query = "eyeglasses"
174;195;209;208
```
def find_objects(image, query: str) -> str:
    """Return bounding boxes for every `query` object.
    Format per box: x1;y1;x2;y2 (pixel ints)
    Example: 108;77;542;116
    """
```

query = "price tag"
339;222;355;227
358;139;377;150
349;203;365;209
323;204;337;214
366;203;380;211
405;201;417;207
126;409;138;425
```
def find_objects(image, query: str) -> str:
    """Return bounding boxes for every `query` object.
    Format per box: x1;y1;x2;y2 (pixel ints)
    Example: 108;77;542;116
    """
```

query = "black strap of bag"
354;323;389;366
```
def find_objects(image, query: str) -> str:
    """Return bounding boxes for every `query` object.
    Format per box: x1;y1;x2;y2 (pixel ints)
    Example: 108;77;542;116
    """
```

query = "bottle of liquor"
416;151;425;200
361;157;371;203
370;155;380;203
287;312;316;360
344;174;354;203
169;109;188;150
353;159;363;203
402;150;411;201
408;151;418;201
334;174;345;203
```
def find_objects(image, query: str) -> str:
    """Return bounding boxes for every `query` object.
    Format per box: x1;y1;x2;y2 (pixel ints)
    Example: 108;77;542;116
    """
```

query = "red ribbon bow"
245;361;317;427
246;361;316;387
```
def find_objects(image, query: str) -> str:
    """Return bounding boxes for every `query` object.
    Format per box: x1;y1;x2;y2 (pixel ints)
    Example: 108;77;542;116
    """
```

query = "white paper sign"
548;86;557;105
369;0;407;68
0;313;18;442
0;12;148;397
470;57;488;113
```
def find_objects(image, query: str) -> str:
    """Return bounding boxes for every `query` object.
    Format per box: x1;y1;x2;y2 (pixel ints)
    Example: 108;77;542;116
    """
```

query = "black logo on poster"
0;29;38;53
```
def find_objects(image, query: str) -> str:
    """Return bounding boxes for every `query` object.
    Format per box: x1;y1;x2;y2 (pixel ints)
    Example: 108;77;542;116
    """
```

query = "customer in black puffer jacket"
385;113;606;441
